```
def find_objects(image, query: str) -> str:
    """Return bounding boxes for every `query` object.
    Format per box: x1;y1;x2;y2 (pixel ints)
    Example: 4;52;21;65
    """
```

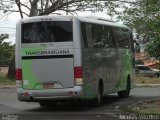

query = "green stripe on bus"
22;60;43;89
116;49;133;90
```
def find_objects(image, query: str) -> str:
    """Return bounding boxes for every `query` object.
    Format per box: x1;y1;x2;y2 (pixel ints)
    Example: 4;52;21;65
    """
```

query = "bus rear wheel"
118;79;131;98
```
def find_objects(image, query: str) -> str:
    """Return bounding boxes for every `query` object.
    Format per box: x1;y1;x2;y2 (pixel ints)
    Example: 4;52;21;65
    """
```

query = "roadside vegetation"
0;65;15;86
135;75;160;84
0;75;15;86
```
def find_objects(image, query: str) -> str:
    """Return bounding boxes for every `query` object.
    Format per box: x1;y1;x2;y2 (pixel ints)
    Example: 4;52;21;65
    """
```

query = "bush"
135;59;144;65
0;75;15;85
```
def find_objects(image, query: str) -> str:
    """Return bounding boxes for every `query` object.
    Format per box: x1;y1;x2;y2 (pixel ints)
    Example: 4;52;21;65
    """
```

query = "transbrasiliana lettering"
25;49;70;56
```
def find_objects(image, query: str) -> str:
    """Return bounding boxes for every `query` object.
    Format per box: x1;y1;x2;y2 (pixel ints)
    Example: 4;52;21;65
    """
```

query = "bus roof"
76;16;129;29
21;15;73;23
20;15;130;30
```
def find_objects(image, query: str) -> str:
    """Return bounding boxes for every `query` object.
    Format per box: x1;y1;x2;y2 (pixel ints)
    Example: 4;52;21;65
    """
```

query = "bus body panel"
73;17;82;66
21;45;75;90
17;86;84;101
82;50;134;99
15;20;22;69
115;49;134;91
22;57;74;89
82;48;119;98
79;20;135;99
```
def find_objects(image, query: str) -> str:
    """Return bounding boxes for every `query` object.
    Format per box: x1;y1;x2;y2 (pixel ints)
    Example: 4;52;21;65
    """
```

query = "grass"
135;75;160;84
0;75;15;86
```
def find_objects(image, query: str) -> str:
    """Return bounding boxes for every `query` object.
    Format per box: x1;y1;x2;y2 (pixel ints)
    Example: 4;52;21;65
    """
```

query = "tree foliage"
0;34;14;66
117;0;160;60
145;38;160;60
118;0;160;42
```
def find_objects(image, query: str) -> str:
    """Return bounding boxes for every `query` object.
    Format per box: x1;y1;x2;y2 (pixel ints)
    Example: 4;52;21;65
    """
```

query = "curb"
136;84;160;87
0;85;16;89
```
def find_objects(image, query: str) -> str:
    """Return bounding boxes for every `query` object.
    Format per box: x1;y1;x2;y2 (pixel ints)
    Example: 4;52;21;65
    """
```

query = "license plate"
43;83;54;88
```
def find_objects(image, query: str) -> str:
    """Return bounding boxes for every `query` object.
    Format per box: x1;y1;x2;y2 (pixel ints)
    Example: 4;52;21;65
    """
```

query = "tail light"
16;69;22;80
74;66;83;85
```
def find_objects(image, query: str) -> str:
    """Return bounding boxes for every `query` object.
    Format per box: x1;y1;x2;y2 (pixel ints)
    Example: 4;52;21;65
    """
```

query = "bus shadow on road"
26;94;129;113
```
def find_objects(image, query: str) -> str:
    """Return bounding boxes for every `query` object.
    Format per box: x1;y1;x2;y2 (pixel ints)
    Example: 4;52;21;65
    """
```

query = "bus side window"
81;23;88;48
116;28;129;49
81;23;94;48
92;24;99;48
92;24;106;48
91;25;117;48
112;28;119;48
86;24;93;48
130;32;134;52
105;26;115;48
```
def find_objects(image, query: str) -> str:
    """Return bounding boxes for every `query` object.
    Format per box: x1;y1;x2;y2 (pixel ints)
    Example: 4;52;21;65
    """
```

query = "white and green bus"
16;16;135;106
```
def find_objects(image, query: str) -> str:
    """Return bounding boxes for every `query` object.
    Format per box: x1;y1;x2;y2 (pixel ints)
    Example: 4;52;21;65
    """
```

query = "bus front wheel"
94;81;103;106
117;79;131;98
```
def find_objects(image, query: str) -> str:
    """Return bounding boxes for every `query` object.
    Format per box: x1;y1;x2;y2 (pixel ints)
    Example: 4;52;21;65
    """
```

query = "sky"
0;12;21;44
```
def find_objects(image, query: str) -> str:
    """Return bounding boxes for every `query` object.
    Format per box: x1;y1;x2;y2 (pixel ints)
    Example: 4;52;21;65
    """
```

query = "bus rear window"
22;21;72;43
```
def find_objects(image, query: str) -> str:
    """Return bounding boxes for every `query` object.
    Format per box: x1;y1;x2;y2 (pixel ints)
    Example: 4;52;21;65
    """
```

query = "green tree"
117;0;160;60
0;34;14;66
145;37;160;70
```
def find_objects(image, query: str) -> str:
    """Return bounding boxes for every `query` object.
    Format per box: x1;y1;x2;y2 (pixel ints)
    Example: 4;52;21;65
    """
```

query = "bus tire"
95;81;103;106
118;78;131;98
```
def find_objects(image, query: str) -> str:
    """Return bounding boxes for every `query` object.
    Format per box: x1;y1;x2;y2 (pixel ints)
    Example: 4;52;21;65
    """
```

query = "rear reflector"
16;69;22;80
74;67;83;85
74;66;83;78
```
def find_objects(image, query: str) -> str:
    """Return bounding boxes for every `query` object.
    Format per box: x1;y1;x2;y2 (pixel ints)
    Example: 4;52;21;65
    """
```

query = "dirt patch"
0;67;8;75
127;98;160;114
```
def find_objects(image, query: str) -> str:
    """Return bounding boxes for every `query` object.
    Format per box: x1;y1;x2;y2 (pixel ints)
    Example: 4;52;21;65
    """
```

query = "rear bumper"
17;86;84;102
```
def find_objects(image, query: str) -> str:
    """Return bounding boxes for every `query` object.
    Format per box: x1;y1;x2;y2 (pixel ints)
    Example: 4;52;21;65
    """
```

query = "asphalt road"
0;87;160;120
